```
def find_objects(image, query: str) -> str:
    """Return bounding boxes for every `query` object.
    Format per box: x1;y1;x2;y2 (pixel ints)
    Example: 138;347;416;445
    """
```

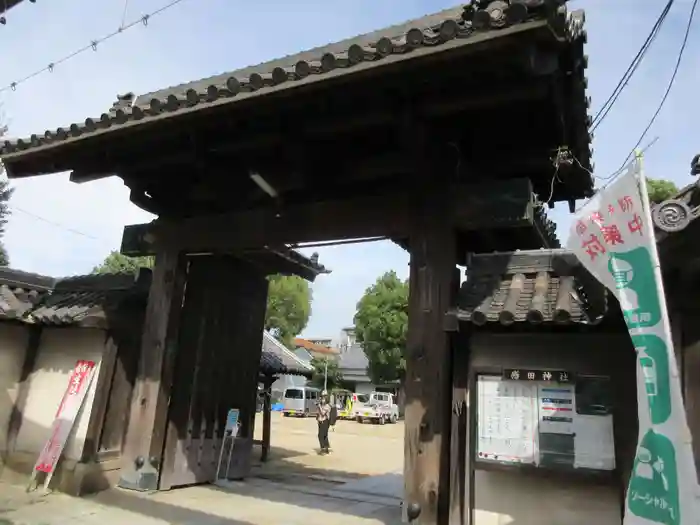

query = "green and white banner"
566;157;698;524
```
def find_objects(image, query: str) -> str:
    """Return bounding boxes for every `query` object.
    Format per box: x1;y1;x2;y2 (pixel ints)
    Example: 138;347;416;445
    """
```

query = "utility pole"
323;357;328;391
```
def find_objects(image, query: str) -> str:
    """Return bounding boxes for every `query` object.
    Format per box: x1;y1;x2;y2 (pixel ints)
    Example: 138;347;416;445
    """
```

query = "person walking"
316;390;332;455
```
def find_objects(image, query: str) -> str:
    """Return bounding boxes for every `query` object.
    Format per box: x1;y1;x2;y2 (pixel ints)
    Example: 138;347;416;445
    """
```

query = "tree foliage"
647;178;679;204
0;124;13;267
0;242;8;267
92;251;154;275
264;274;313;348
309;356;344;391
353;271;409;385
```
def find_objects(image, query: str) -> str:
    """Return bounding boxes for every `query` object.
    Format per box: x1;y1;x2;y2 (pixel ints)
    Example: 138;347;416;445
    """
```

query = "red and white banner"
34;360;97;474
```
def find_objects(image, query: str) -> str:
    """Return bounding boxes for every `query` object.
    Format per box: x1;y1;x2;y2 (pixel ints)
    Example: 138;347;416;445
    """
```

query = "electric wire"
0;0;189;95
611;0;699;176
590;0;674;133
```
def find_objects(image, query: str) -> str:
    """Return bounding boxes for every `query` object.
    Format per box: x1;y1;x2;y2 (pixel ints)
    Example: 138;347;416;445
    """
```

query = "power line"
10;205;109;242
610;0;698;177
0;0;189;95
590;1;674;133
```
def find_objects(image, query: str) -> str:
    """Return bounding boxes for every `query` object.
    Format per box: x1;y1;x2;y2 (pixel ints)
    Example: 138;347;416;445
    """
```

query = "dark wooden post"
118;248;187;491
680;306;700;482
261;376;274;462
448;266;470;525
403;164;458;524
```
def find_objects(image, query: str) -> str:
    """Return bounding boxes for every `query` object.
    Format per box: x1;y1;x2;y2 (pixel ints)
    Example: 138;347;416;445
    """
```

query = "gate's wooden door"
159;255;268;489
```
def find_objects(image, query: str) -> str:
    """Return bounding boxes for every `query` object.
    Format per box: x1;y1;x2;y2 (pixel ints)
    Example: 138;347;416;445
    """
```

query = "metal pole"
324;358;328;391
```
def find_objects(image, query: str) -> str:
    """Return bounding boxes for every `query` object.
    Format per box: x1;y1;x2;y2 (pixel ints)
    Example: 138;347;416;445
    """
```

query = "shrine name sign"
503;369;573;383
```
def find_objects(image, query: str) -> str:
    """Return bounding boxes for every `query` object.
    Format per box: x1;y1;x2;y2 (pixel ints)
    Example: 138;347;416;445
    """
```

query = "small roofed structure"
257;332;313;462
451;248;611;328
446;249;637;525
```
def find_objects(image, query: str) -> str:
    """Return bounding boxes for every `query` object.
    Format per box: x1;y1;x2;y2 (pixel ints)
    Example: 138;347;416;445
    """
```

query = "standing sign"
225;408;240;433
30;359;96;491
566;156;698;524
215;408;241;485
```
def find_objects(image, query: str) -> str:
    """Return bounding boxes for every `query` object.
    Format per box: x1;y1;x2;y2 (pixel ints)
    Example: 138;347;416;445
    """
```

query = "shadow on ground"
91;488;261;525
250;444;369;483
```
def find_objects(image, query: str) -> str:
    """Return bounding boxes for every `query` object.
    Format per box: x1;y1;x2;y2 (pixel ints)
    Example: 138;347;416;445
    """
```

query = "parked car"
282;386;320;417
354;391;399;425
331;389;355;420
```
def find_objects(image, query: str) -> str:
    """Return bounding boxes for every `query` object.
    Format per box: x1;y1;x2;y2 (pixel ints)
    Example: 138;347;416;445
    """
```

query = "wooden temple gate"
0;3;593;523
158;255;269;488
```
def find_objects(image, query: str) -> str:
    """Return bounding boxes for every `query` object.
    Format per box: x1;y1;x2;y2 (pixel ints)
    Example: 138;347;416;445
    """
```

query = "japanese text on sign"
574;195;646;261
503;369;571;383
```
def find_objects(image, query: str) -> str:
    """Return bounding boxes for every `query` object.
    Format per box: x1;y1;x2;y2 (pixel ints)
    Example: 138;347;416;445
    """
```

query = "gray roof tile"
0;4;586;158
0;268;57;320
454;248;608;325
0;268;313;376
339;343;369;371
261;332;313;377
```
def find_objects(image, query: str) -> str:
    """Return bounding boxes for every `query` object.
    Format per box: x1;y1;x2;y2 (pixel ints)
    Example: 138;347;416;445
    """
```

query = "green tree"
0;243;8;267
353;271;409;385
0;124;13;267
264;274;312;348
92;251;154;274
309;356;343;390
647;178;679;204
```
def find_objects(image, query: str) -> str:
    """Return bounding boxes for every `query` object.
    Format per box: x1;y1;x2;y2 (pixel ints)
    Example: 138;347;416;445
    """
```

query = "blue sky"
1;0;698;339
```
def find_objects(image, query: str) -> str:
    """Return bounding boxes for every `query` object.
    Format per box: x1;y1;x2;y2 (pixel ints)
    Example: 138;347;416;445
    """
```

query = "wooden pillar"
261;376;274;462
81;336;119;463
117;248;187;491
681;306;700;482
403;168;458;524
448;312;471;524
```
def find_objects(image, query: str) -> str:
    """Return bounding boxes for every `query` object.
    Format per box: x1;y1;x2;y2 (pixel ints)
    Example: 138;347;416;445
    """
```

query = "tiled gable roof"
453;249;609;326
339;343;369;371
260;331;313;377
0;268;150;325
0;268;313;376
0;3;586;159
0;268;58;320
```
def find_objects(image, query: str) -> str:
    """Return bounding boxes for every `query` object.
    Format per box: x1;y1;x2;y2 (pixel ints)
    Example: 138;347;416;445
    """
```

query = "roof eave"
0;16;561;172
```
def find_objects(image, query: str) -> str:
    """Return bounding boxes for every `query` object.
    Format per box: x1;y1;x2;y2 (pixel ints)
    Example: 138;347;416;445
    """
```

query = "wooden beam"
57;79;549;187
121;180;535;256
261;376;274;463
124;145;557;217
117;248;188;491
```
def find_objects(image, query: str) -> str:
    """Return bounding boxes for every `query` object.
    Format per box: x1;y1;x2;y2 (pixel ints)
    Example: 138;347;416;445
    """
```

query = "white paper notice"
477;376;538;465
538;384;575;435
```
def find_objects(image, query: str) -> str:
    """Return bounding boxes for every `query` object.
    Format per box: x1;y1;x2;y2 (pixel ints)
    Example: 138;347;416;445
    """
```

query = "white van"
282;386;321;417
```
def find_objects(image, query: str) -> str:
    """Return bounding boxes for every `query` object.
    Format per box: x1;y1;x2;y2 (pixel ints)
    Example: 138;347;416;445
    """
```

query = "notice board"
476;374;615;472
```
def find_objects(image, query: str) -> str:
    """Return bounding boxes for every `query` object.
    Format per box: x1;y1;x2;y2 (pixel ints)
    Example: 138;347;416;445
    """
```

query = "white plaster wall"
0;323;29;452
15;327;104;461
474;470;621;525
